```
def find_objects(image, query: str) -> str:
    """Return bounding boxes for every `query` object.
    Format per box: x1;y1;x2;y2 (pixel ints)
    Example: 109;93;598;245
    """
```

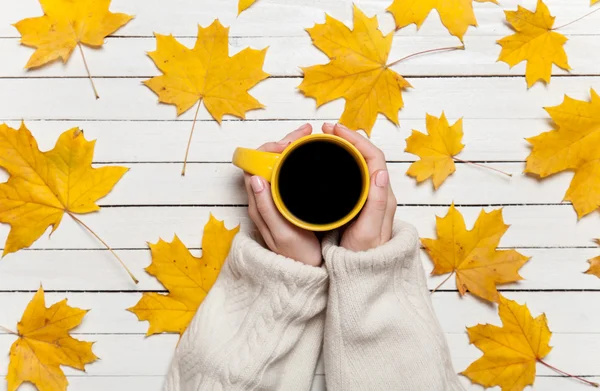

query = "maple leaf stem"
552;8;600;31
386;45;465;68
67;212;139;284
182;100;202;176
430;271;455;295
537;359;599;387
0;325;17;335
453;157;513;178
77;43;100;100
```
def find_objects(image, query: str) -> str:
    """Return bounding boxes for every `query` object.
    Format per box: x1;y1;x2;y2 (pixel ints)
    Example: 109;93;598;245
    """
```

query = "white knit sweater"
164;221;464;391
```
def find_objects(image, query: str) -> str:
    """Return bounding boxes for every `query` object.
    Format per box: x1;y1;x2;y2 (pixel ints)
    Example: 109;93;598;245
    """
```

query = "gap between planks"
0;289;598;294
0;74;597;80
94;203;579;208
3;246;597;251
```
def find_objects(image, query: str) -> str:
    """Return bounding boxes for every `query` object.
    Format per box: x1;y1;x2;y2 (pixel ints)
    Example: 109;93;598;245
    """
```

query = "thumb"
250;176;288;232
354;170;389;236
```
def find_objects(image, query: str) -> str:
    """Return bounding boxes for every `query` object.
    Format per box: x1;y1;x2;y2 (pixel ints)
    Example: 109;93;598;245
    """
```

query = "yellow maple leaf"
7;286;98;391
0;123;128;256
405;112;464;189
593;0;599;5
144;21;268;120
128;214;240;335
461;295;552;391
14;0;132;68
422;205;529;302
238;0;258;14
14;0;132;98
144;20;269;174
387;0;498;41
497;0;571;88
298;5;412;137
525;90;600;218
585;239;600;278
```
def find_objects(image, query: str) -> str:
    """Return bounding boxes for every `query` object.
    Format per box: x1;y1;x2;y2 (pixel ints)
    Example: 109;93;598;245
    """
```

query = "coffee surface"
278;141;363;225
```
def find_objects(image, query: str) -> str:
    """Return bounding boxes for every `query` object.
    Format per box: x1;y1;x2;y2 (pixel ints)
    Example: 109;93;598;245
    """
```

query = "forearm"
165;232;328;391
323;221;464;391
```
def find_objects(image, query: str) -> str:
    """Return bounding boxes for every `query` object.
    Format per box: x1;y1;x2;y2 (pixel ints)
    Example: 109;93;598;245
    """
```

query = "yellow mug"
233;134;370;231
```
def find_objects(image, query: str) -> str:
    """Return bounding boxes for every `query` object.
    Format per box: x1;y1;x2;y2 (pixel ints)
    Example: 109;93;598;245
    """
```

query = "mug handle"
232;148;281;182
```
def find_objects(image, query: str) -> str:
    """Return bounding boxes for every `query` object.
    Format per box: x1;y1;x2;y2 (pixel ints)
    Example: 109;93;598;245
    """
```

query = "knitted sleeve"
164;232;328;391
322;221;465;391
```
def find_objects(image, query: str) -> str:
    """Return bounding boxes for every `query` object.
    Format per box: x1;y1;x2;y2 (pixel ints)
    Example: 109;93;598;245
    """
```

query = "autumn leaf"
525;90;600;219
497;0;570;88
144;20;269;175
422;205;529;302
238;0;258;14
14;0;133;98
5;286;98;391
299;5;412;137
387;0;498;41
462;295;551;390
462;295;598;390
585;239;600;278
593;0;599;5
128;214;240;335
0;123;136;282
405;112;464;189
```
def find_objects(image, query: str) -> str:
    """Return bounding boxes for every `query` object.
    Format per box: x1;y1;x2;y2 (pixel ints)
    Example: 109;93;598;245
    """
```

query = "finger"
258;123;313;153
244;173;274;245
278;123;312;145
382;187;397;241
332;123;387;174
249;175;290;233
355;170;389;238
322;122;335;134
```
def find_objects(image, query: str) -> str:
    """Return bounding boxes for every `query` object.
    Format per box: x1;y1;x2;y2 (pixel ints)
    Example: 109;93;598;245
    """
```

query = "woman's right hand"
243;124;323;267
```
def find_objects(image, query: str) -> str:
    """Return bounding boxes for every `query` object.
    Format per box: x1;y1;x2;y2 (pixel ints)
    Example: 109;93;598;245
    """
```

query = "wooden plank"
4;377;165;391
2;34;599;78
0;334;178;376
446;333;600;377
0;375;323;391
311;376;326;391
1;0;597;38
0;333;597;377
432;292;600;334
0;118;544;163
0;292;596;335
0;206;597;255
462;377;600;391
0;77;598;122
0;162;575;206
427;247;598;291
4;373;599;391
0;248;596;291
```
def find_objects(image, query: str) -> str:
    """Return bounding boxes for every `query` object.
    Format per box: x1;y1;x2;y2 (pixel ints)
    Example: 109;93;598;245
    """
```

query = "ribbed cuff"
230;232;329;288
322;221;419;276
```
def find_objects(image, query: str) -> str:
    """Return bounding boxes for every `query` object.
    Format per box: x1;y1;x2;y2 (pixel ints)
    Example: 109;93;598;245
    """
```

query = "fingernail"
375;170;389;188
297;123;311;131
323;122;334;131
335;123;350;131
277;123;310;144
250;176;265;193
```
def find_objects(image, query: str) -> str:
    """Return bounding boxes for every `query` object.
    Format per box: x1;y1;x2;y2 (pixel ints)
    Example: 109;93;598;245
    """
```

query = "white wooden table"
0;0;599;390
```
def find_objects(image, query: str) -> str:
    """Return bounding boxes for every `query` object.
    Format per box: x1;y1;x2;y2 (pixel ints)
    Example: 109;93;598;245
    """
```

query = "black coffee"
278;141;363;225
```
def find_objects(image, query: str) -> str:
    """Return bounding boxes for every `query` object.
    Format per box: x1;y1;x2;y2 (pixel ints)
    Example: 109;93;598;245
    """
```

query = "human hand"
322;123;397;252
243;124;322;267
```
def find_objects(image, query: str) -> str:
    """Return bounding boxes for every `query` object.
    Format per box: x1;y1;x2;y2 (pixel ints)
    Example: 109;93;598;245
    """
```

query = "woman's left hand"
322;123;397;252
243;124;323;267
